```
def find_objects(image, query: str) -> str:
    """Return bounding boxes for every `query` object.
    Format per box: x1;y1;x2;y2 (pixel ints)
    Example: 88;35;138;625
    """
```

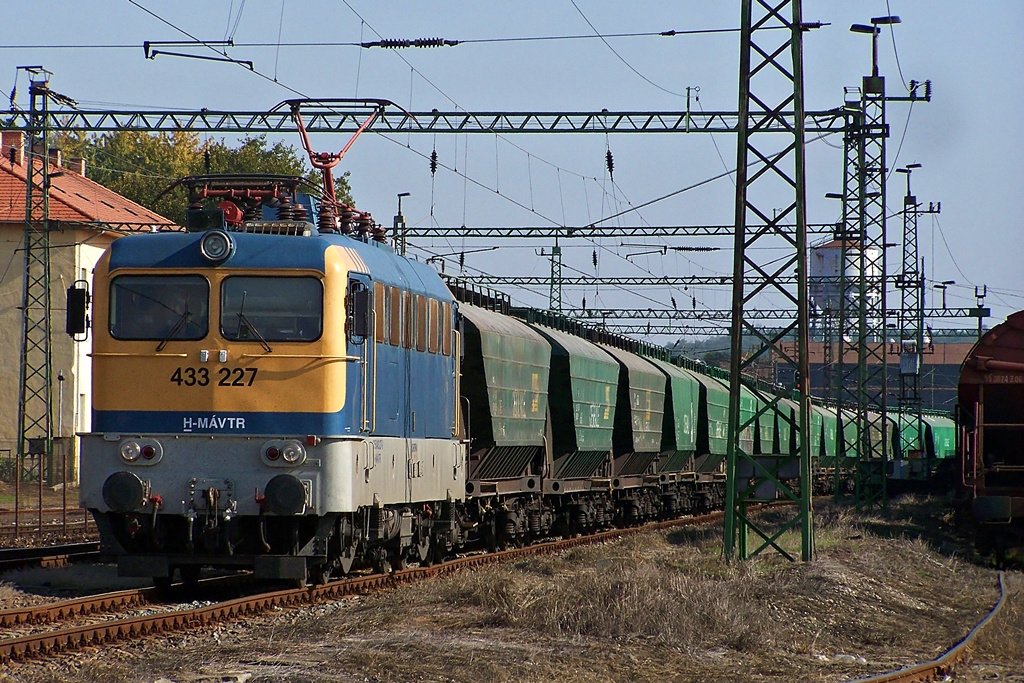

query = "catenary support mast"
725;0;813;561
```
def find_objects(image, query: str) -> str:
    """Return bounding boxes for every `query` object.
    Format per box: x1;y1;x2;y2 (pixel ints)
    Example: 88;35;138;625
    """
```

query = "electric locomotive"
73;174;464;584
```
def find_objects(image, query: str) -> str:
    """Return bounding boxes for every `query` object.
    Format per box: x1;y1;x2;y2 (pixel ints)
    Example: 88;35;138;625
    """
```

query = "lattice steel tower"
16;70;60;489
724;0;813;561
894;164;939;476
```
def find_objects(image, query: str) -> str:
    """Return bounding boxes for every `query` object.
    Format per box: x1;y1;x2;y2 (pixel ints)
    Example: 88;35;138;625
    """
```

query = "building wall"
774;340;975;412
0;224;113;482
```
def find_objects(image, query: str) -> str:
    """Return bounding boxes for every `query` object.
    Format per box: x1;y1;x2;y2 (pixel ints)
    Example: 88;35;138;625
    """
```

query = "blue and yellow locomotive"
76;175;464;584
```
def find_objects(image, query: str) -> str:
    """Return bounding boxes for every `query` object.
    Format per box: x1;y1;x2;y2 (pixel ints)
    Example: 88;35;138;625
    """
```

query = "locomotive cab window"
110;275;209;341
220;276;323;342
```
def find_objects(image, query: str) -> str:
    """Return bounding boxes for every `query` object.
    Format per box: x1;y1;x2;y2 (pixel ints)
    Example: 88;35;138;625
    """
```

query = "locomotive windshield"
109;275;209;341
220;276;323;342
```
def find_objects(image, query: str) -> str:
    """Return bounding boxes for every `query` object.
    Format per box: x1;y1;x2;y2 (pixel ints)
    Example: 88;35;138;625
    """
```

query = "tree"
52;131;353;226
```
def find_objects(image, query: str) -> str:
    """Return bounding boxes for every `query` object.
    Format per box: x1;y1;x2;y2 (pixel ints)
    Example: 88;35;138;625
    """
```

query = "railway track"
846;572;1009;683
0;542;100;572
0;507;97;544
0;510;1008;681
0;509;729;664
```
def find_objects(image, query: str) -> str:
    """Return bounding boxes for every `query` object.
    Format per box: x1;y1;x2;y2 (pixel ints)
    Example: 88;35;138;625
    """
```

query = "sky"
3;1;1021;341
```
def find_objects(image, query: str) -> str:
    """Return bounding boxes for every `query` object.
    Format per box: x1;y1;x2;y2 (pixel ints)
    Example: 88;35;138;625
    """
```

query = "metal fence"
0;439;93;543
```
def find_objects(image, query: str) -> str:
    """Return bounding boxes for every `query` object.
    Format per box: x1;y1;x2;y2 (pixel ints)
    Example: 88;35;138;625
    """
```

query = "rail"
846;571;1008;683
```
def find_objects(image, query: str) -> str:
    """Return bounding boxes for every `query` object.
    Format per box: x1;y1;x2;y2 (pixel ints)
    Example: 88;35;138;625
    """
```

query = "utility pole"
548;236;563;313
972;286;990;341
393;192;410;256
725;0;813;562
841;16;931;508
894;164;938;479
16;68;74;509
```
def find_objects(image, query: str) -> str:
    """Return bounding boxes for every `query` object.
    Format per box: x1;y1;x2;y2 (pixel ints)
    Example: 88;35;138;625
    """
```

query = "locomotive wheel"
417;541;432;566
338;545;357;575
372;548;392;574
310;566;330;586
180;565;201;587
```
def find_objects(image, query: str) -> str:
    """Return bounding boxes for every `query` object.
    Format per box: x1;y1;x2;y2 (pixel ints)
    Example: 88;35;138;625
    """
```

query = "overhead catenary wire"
0;24;771;51
54;3;842;327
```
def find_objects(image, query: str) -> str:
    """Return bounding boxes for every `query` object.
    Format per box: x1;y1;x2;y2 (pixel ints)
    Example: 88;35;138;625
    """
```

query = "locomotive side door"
346;274;375;434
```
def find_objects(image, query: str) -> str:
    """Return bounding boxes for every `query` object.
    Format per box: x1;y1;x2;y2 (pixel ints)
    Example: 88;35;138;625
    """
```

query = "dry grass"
2;496;1018;683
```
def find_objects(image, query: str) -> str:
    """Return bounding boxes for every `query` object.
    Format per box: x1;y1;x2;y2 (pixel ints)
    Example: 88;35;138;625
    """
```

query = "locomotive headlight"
262;440;306;466
282;442;305;464
199;230;234;264
120;441;142;462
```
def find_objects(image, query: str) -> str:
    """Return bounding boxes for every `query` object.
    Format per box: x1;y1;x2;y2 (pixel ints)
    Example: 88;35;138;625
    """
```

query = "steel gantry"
0;107;851;136
403;223;842;238
725;0;813;561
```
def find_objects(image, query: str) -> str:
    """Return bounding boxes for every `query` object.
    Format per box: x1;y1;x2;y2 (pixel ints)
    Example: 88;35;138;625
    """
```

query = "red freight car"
958;311;1024;562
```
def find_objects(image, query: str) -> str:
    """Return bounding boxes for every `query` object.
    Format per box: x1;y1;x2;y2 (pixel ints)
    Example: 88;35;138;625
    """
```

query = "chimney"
48;147;62;168
67;157;86;177
1;131;23;166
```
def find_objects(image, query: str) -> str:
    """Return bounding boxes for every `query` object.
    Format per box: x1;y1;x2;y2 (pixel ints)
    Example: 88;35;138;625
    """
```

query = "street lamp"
394;192;410;256
850;16;901;77
894;163;922;196
933;280;954;309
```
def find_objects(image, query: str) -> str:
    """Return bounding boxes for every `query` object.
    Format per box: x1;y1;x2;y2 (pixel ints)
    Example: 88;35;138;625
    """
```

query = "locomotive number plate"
170;367;258;387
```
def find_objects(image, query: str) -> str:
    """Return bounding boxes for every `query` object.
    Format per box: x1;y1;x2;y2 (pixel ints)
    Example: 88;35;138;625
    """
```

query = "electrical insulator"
924;80;932;101
671;296;677;309
605;149;615;181
582;296;587;311
692;296;696;310
459;252;465;269
592;250;598;268
430;149;438;176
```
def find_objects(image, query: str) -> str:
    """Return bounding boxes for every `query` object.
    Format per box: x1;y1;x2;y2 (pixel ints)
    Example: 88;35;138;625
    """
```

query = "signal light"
266;446;281;461
141;445;156;460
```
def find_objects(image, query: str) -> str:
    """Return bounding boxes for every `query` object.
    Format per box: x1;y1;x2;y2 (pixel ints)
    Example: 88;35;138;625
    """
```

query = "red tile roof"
0;155;175;228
